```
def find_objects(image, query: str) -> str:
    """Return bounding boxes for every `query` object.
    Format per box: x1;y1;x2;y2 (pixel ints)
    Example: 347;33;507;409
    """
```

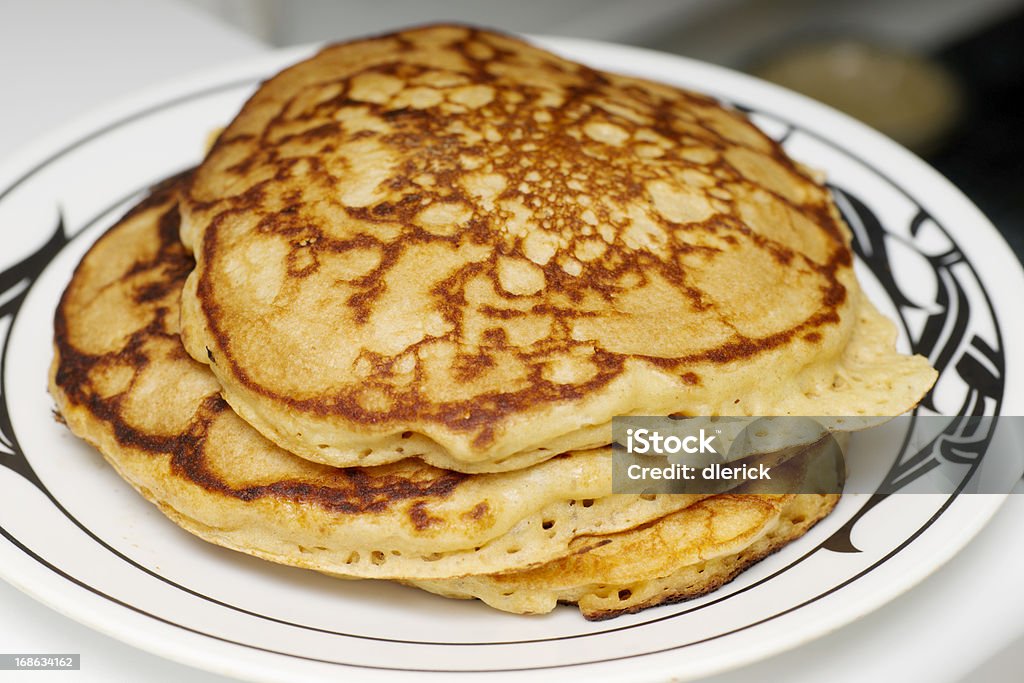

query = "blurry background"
181;0;1024;260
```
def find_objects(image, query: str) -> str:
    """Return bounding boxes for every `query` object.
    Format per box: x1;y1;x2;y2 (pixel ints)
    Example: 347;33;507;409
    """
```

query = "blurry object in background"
929;8;1024;258
180;0;735;47
750;39;963;154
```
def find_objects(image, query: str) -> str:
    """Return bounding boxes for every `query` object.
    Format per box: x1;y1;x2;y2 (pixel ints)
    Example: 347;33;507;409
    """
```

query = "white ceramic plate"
1;37;1022;683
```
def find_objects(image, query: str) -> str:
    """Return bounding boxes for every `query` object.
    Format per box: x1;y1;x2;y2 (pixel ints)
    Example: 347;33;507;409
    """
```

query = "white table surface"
1;1;1022;681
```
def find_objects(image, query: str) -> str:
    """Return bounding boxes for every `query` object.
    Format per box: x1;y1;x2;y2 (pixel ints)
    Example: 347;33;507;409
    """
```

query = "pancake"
50;177;722;581
420;447;843;619
414;493;839;619
179;24;937;473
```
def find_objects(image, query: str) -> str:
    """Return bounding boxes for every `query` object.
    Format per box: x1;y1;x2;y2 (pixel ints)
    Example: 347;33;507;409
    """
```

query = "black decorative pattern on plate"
824;187;1004;552
740;104;1005;553
0;216;68;492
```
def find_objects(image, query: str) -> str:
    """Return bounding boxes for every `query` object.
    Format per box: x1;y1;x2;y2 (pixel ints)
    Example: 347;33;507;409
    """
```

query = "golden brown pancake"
412;493;839;619
415;441;842;618
49;177;721;581
179;25;936;473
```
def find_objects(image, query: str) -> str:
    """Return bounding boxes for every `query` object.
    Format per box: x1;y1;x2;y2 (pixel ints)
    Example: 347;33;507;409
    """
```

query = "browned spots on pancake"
478;306;527;320
464;501;490;520
408;501;444;530
451;349;495;382
132;281;169;303
185;26;856;446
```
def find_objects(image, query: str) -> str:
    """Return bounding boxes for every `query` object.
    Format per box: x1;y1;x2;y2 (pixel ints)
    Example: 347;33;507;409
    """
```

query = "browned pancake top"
173;25;933;469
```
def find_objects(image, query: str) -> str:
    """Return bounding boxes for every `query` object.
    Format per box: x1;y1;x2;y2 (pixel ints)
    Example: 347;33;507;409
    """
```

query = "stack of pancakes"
50;25;936;620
